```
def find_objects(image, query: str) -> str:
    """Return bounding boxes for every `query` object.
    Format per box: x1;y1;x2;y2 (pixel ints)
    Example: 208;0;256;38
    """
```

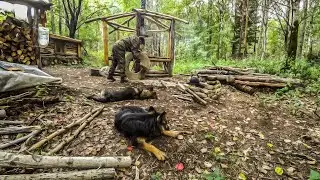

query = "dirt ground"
1;65;319;179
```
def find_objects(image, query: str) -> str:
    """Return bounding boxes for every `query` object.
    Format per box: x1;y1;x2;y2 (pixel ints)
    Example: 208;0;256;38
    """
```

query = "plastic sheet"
0;61;62;93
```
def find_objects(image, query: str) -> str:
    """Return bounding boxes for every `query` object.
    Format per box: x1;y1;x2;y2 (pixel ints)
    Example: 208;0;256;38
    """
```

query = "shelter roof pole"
134;8;189;24
85;13;135;24
109;16;136;34
102;21;109;65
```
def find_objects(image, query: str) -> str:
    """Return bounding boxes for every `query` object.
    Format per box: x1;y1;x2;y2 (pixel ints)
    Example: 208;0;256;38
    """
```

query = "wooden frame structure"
85;9;188;76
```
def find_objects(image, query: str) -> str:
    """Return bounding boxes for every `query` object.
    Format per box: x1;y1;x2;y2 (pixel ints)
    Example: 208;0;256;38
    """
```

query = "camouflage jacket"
115;36;141;59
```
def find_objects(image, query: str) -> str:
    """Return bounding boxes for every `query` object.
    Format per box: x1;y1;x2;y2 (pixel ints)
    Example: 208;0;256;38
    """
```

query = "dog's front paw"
154;150;166;161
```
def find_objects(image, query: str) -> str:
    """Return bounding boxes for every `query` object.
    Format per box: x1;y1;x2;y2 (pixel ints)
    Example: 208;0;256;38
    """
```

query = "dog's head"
156;111;169;131
140;87;158;100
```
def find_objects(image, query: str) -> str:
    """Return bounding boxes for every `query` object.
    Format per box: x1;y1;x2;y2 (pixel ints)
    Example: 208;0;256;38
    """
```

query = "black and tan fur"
115;106;183;160
87;87;157;103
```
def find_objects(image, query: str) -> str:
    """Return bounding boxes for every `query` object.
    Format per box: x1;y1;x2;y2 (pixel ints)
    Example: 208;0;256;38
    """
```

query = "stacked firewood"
196;66;302;94
175;81;222;106
0;16;36;65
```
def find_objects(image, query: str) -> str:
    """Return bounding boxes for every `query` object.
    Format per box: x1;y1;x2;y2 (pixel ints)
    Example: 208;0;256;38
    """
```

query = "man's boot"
120;76;128;83
107;74;116;82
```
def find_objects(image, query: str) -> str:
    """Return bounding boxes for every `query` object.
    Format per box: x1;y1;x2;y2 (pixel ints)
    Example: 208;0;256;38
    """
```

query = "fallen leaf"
284;139;291;143
275;166;284;176
175;162;184;171
287;167;295;175
226;141;236;146
135;161;141;166
221;164;228;169
195;167;202;174
238;172;247;180
214;147;221;154
177;135;184;140
204;161;212;168
267;143;274;148
258;132;265;140
201;148;208;153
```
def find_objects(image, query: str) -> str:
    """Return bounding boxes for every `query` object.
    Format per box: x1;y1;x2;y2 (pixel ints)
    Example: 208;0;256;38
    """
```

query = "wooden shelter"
85;8;188;77
41;34;82;66
1;0;52;68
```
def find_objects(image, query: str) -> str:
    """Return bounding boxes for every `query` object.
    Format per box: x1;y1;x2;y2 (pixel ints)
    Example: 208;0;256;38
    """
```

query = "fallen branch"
172;95;193;102
0;126;40;135
0;120;24;125
0;151;132;168
232;83;255;95
47;106;104;155
0;168;115;180
0;91;34;106
0;129;42;149
28;107;101;151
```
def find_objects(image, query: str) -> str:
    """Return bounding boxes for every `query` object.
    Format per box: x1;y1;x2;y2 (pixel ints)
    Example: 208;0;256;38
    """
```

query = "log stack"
196;66;302;94
0;16;36;65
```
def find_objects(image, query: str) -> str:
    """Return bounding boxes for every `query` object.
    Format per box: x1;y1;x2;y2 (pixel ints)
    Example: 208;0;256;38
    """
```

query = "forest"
0;0;320;179
45;0;320;94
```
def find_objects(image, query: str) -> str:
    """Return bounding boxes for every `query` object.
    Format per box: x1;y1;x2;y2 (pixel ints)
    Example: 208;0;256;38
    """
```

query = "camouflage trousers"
108;43;126;77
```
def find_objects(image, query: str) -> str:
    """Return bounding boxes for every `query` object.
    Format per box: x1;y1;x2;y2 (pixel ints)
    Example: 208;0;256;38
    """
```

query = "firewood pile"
196;66;302;94
174;80;222;106
0;85;130;179
0;16;36;65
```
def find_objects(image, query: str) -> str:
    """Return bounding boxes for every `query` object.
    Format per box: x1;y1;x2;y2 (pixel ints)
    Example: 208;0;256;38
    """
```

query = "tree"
297;0;309;59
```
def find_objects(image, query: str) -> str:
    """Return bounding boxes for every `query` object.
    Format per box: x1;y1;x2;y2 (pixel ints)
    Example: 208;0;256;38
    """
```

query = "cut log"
0;129;42;149
199;82;215;90
0;168;115;180
232;83;255;95
0;151;132;169
0;126;41;135
28;107;102;151
0;110;6;118
0;91;34;106
195;92;208;99
47;107;104;155
234;80;287;88
205;75;301;85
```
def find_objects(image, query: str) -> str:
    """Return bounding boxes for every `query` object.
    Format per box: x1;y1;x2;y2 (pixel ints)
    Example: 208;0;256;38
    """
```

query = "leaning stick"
0;151;132;168
28;107;101;151
178;83;207;105
47;106;104;155
0;129;42;149
0;168;115;180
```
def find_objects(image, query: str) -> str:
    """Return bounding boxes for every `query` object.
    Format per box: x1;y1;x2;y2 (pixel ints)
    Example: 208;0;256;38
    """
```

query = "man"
107;35;145;83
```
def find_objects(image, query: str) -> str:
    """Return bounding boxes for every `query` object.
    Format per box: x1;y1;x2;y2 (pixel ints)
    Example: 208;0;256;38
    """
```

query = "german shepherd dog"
115;106;184;160
87;87;157;103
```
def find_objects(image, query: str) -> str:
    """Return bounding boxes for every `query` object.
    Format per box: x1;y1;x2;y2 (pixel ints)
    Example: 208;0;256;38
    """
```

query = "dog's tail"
86;95;109;103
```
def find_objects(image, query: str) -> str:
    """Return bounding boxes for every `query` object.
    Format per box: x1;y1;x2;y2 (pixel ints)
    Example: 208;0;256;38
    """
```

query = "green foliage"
82;49;105;68
309;169;320;180
204;133;215;141
151;172;162;180
202;168;225;180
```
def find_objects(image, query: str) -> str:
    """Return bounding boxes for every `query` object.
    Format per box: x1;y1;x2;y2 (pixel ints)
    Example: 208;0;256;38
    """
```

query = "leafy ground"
2;65;319;179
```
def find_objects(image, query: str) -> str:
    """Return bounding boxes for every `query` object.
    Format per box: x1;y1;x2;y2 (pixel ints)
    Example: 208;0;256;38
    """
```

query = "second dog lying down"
115;106;186;160
87;87;157;103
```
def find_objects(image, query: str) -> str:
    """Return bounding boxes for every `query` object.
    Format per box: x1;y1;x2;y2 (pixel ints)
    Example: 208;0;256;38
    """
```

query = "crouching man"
107;35;146;83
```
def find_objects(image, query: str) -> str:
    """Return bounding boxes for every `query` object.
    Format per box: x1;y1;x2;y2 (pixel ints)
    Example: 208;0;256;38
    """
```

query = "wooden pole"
168;20;175;76
102;21;109;65
33;8;41;68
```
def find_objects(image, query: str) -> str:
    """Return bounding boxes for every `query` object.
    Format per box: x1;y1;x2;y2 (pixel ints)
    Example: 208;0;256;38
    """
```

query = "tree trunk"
286;0;301;68
217;0;223;60
58;0;62;35
297;0;308;59
307;1;315;59
49;0;55;34
243;0;249;56
261;0;269;60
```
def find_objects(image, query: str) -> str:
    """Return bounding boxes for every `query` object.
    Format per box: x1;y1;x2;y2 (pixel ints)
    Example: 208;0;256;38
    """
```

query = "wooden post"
102;21;109;65
78;43;82;59
33;8;42;68
136;12;141;36
168;20;175;76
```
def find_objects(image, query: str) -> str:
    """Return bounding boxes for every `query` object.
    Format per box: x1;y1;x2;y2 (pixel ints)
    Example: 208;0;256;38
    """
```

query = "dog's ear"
146;106;156;113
